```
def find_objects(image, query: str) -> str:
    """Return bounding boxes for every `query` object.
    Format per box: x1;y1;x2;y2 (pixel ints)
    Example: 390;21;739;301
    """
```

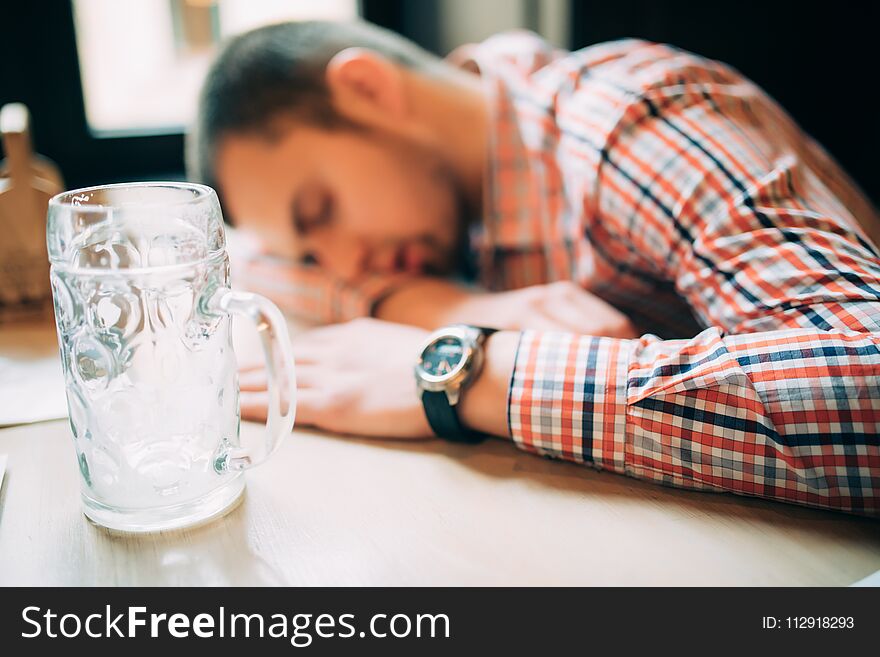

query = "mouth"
393;242;426;274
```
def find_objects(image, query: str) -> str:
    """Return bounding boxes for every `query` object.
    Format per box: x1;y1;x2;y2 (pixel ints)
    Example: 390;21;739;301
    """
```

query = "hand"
240;317;519;439
240;318;434;438
471;281;640;336
377;279;640;337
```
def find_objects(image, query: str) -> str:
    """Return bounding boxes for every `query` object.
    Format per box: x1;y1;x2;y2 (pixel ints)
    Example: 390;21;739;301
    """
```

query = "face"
215;123;464;281
419;336;465;377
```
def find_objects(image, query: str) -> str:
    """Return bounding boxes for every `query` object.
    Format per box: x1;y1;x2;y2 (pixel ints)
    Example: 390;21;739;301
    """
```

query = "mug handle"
206;287;296;472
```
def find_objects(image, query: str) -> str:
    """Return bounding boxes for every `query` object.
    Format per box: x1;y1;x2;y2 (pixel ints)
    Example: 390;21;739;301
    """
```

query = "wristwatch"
414;324;497;443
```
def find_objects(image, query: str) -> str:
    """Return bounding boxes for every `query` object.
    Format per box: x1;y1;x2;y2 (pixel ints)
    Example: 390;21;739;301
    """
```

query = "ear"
325;47;408;122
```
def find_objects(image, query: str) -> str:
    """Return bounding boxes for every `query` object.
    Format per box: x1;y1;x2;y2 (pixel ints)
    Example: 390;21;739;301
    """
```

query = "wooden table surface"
1;417;879;586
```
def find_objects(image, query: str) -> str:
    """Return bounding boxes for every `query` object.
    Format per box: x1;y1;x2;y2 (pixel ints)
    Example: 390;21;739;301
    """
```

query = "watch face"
420;336;465;378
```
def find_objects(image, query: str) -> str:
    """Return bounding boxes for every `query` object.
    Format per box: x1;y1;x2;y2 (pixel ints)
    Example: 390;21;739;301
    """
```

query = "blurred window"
73;0;359;135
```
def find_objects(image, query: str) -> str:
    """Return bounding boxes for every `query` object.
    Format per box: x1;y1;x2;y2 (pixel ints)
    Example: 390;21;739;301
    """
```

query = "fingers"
538;297;595;333
239;365;325;426
294;323;352;351
239;390;268;422
290;347;323;366
292;388;324;427
527;283;639;337
239;363;322;395
562;290;639;337
510;313;576;332
534;283;598;332
239;368;268;391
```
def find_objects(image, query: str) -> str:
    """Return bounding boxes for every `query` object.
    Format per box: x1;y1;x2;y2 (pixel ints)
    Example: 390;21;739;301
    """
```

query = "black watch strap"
421;390;486;444
420;326;496;444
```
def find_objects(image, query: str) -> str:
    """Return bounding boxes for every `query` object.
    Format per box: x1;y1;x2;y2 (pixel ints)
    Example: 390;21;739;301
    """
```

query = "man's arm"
457;45;880;516
237;251;482;328
272;310;880;517
374;277;638;336
478;326;880;516
235;255;407;324
240;249;641;336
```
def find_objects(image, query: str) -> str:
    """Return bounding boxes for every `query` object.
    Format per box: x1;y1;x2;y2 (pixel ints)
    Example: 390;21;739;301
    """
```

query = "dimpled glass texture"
47;183;245;532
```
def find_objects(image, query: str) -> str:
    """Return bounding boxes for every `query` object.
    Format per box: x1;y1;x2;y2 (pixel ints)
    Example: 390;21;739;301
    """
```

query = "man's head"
190;20;486;280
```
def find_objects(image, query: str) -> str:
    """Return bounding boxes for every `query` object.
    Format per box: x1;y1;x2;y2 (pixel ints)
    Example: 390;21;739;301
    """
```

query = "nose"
368;242;404;274
302;235;369;283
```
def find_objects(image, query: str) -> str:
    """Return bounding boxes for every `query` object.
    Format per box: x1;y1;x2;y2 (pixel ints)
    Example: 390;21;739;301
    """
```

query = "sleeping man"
189;20;880;515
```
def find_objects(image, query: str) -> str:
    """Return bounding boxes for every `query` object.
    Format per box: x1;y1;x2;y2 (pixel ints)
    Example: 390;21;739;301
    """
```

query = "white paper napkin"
0;323;67;426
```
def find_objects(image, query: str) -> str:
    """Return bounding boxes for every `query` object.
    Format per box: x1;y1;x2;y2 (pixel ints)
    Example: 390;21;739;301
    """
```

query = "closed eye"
292;185;334;236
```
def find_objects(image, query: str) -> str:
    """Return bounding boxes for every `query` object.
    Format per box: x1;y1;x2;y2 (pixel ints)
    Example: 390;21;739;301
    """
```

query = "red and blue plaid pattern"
240;32;880;515
473;34;880;515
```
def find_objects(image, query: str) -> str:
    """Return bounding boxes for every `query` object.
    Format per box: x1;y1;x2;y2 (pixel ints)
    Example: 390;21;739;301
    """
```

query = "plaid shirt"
471;33;880;516
243;33;880;516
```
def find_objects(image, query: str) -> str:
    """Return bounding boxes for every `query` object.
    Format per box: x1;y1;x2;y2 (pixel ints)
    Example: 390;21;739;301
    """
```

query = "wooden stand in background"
0;102;64;322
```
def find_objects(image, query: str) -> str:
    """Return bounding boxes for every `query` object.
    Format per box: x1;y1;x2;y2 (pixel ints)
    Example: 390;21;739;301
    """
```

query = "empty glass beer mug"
47;182;295;532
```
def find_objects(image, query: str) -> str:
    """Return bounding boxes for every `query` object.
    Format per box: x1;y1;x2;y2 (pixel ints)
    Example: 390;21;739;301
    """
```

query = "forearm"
373;277;486;330
505;326;880;516
238;257;406;325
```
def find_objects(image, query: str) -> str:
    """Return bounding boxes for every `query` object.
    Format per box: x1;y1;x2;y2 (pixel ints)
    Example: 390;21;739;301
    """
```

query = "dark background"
2;1;877;205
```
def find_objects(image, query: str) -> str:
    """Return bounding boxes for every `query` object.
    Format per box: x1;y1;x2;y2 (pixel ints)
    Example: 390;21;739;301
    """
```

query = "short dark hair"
187;20;438;195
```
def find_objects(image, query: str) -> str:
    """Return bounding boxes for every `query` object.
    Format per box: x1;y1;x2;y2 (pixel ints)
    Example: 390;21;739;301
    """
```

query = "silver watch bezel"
414;324;485;405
